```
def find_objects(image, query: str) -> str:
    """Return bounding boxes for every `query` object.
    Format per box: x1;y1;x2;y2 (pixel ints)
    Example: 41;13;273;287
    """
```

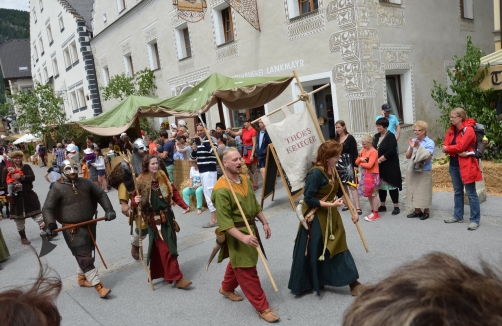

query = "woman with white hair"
405;121;434;220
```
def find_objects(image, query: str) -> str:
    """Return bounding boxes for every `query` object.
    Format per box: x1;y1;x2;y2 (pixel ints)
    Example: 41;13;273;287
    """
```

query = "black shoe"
420;213;430;220
342;206;349;211
391;207;400;215
356;209;362;215
407;211;422;218
378;206;387;212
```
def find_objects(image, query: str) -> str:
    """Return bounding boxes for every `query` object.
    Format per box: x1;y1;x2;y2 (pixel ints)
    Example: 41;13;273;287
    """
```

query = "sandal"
356;209;362;215
197;209;203;215
342;206;349;211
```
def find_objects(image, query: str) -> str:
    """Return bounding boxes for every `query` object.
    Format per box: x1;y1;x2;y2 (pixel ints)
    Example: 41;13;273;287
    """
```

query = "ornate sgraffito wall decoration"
216;42;239;62
377;5;405;28
173;0;207;23
209;1;239;62
120;38;132;55
328;0;410;137
223;0;260;31
143;22;158;43
166;65;210;96
284;0;326;40
179;57;195;72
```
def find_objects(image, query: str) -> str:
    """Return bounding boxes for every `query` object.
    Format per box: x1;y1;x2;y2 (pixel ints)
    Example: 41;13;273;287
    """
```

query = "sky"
0;0;29;11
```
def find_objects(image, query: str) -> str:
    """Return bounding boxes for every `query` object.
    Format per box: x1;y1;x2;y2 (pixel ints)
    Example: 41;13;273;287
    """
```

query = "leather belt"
234;219;267;259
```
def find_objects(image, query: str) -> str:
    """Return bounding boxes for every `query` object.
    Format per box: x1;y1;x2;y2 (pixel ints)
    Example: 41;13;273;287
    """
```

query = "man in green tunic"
211;148;279;323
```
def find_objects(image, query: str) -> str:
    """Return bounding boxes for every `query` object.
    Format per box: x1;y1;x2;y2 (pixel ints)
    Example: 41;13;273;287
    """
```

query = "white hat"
84;148;93;155
170;123;177;129
120;132;127;138
66;144;77;152
178;120;187;126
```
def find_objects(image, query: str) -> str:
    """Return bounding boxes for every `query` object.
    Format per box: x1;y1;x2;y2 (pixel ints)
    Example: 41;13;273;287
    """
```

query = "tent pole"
217;98;225;125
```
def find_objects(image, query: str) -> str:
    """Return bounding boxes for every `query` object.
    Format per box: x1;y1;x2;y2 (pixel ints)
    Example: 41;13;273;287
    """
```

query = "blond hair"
414;120;429;132
361;134;373;144
451;107;467;121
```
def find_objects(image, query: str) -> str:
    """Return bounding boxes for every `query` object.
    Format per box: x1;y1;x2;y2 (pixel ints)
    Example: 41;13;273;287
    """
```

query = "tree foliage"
10;83;80;142
100;68;157;101
431;36;501;158
0;9;30;45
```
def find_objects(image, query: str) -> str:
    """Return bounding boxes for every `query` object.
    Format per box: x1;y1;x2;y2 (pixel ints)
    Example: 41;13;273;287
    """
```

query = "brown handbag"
154;190;180;233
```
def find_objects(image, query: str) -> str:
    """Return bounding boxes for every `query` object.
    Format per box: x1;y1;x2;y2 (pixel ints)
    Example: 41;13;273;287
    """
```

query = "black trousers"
379;189;399;204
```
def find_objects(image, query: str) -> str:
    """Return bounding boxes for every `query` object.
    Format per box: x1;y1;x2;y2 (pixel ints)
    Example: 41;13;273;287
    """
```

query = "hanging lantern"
173;0;207;23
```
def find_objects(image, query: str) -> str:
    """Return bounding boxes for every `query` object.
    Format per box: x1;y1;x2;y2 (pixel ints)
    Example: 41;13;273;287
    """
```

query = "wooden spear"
123;151;155;290
196;112;278;291
292;70;369;253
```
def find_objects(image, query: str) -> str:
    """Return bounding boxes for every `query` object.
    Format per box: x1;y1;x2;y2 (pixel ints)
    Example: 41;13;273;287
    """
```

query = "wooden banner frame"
261;144;304;211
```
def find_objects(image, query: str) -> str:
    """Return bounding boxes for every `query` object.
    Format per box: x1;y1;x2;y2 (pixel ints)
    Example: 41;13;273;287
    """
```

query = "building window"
379;0;402;4
33;9;37;23
38;37;45;56
460;0;473;19
174;23;192;59
230;106;265;128
386;75;404;123
59;16;64;31
52;58;59;78
33;45;39;62
102;66;110;86
117;0;126;13
123;54;134;77
46;25;53;45
77;88;86;110
69;91;78;111
69;41;79;65
147;41;161;70
63;47;71;70
298;0;318;15
213;5;234;46
39;0;43;11
42;67;48;83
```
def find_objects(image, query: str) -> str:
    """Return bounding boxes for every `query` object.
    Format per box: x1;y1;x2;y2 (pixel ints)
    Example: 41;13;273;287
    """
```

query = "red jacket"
443;118;482;184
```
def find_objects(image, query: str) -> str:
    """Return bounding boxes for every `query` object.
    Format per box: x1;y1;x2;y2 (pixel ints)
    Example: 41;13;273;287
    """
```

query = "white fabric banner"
261;108;323;191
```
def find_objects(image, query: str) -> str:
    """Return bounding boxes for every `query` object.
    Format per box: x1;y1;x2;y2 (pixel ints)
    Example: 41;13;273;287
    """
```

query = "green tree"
101;68;158;137
100;68;157;101
11;83;79;142
431;36;501;158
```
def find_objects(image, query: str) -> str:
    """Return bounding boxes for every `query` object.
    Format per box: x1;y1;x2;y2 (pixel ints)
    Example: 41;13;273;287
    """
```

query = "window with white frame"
38;37;44;56
117;0;126;13
59;16;64;31
385;69;413;124
460;0;473;19
46;25;53;45
147;40;161;69
77;88;86;109
174;23;192;59
379;0;402;4
33;45;39;62
286;0;318;19
42;67;48;83
69;90;78;111
63;47;71;69
69;41;79;65
213;4;234;45
102;66;110;86
52;58;59;78
33;9;37;23
123;53;134;77
39;0;43;11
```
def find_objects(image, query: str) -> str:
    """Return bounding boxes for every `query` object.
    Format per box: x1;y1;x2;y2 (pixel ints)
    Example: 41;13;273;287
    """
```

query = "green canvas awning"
79;95;164;136
153;73;294;115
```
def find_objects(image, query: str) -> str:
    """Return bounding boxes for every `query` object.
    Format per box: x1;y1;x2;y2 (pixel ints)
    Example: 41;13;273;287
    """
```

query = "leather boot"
18;229;30;245
175;278;192;289
94;282;111;298
219;287;243;301
349;280;365;296
131;244;139;260
78;274;93;287
258;308;280;323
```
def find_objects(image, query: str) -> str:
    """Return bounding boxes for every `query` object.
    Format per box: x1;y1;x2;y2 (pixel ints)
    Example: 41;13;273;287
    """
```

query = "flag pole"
292;70;369;253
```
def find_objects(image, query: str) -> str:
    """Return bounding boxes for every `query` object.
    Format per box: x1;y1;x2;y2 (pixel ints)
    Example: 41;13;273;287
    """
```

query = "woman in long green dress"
0;227;10;269
288;140;363;296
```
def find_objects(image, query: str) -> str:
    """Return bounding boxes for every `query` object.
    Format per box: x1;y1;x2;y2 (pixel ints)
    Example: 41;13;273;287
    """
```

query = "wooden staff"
123;151;155;290
292;70;369;253
197;112;278;292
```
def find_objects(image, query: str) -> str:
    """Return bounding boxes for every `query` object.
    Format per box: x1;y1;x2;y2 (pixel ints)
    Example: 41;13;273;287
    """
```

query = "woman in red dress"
226;118;258;190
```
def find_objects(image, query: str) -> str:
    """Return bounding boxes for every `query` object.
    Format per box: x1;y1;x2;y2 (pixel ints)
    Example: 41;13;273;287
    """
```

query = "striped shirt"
190;139;216;173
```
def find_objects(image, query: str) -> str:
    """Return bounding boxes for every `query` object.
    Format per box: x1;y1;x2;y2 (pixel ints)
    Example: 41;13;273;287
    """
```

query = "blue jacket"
256;129;272;159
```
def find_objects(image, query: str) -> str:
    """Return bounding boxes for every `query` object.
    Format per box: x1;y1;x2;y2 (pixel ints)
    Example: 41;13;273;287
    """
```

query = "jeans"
182;186;204;209
449;166;480;224
166;164;175;183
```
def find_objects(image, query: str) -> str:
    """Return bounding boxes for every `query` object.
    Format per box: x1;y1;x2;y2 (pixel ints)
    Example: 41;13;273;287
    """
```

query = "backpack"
461;123;486;159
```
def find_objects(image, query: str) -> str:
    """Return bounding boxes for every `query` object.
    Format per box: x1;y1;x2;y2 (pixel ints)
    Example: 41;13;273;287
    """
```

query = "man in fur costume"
131;155;191;288
1;151;52;244
43;160;116;298
108;138;188;260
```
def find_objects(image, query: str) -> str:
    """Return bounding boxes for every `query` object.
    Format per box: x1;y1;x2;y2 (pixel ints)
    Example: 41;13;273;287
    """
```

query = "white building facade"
90;0;493;145
29;0;101;121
